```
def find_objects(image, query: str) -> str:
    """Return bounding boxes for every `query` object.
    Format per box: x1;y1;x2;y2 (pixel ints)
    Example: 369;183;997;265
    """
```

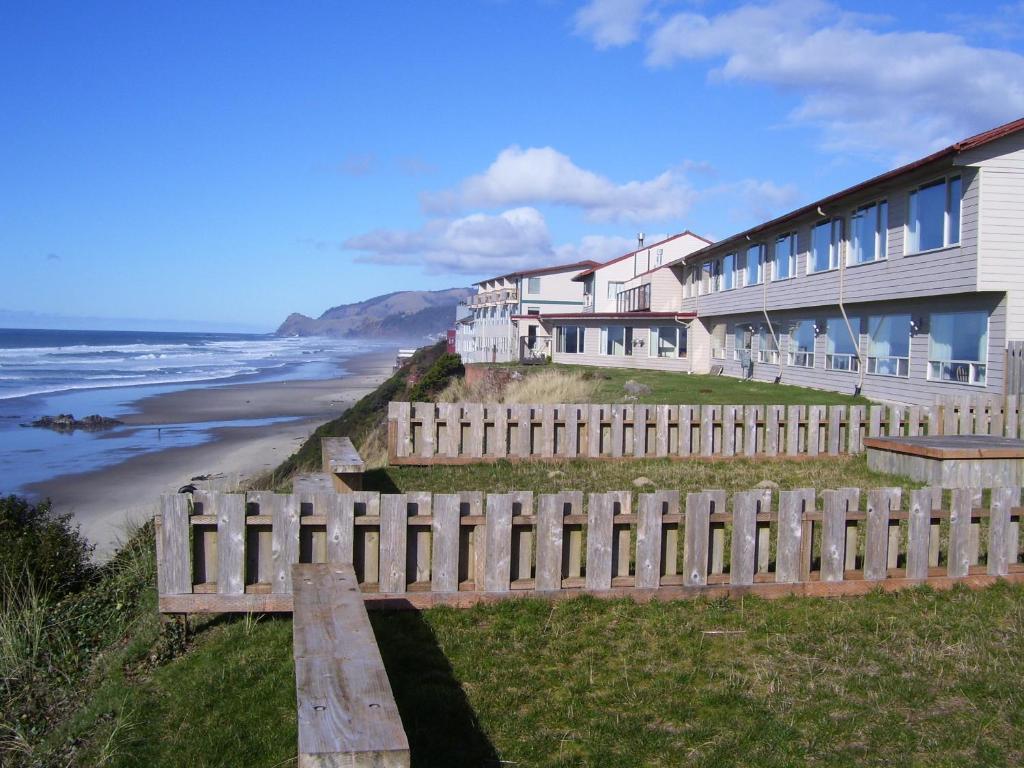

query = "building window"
826;317;860;371
928;310;987;385
602;326;633;356
527;307;540;316
721;253;737;290
758;324;779;364
773;234;796;280
527;277;541;294
651;326;686;358
908;176;962;254
811;218;843;273
711;322;727;360
745;244;764;286
867;314;911;377
850;201;888;264
788;320;816;368
558;325;584;354
607;281;624;300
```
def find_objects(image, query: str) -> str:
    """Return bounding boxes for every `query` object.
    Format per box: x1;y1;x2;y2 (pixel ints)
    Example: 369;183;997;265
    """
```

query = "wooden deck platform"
866;435;1024;487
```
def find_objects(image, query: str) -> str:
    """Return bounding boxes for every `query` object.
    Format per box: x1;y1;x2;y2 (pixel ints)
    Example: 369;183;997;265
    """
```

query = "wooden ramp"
292;563;409;768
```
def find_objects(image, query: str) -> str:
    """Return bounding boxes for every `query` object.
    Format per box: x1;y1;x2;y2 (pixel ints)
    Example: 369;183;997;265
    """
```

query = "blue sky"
2;0;1023;332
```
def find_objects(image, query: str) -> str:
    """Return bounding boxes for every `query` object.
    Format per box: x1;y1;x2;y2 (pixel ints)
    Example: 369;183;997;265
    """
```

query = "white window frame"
757;324;780;364
649;325;686;359
810;218;844;273
607;280;624;300
557;325;584;355
907;175;962;255
848;200;888;265
527;276;541;294
721;252;737;291
926;310;988;386
787;320;816;368
711;323;727;360
825;317;861;372
866;314;911;378
772;234;796;281
601;325;632;356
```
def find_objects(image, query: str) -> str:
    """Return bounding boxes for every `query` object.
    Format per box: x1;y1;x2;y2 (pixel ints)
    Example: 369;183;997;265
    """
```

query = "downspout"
833;212;866;394
759;239;783;383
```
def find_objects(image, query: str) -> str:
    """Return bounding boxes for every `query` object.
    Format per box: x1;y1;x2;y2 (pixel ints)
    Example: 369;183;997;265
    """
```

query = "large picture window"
867;314;911;377
557;325;584;354
745;244;764;286
711;323;727;360
758;324;779;364
773;234;796;280
826;317;860;371
908;176;961;253
601;326;633;356
928;310;987;385
811;218;843;272
788;320;816;368
651;326;686;358
850;201;888;264
721;253;737;290
527;277;541;294
607;281;624;300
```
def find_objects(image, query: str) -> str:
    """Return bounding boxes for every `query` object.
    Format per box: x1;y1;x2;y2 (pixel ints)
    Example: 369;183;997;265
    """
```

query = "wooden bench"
321;437;366;492
292;563;410;767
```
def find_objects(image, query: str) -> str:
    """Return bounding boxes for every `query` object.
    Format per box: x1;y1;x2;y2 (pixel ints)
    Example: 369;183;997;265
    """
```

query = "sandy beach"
26;348;396;558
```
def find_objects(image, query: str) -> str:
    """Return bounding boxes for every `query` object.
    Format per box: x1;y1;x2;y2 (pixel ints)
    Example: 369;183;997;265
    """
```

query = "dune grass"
474;363;868;406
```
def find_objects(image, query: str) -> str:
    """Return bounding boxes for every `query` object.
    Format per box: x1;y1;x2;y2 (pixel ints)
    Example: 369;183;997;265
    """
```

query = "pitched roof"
681;116;1024;266
571;230;713;281
473;260;600;286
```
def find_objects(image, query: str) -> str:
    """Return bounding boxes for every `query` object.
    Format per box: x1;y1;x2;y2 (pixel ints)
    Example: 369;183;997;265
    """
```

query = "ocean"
0;328;383;494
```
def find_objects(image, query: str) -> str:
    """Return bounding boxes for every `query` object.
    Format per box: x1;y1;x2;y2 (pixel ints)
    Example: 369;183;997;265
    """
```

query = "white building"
455;261;597;363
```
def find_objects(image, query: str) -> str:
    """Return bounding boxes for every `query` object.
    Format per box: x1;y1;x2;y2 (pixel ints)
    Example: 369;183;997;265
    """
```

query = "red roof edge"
516;311;697;321
473;260;599;286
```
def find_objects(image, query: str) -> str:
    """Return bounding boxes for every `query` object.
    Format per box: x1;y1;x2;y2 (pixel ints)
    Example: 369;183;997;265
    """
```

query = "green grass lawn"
70;584;1024;767
365;454;916;498
541;364;868;406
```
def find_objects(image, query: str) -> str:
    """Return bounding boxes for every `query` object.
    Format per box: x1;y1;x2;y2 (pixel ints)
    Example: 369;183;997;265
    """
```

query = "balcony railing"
615;284;651;313
464;289;519;307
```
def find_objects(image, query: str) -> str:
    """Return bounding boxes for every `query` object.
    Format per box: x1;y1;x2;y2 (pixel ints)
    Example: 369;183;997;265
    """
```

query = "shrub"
0;496;94;602
408;353;464;402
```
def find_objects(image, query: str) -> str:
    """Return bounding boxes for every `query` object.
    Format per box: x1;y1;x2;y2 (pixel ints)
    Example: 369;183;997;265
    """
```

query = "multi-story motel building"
544;117;1024;404
455;261;597;364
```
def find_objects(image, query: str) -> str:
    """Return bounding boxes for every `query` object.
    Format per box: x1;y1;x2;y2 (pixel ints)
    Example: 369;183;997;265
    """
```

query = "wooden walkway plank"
292;564;410;768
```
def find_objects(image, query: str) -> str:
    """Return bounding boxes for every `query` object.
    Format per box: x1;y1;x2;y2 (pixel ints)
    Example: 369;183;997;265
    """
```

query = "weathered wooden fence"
386;397;1022;464
1008;341;1024;396
157;485;1024;613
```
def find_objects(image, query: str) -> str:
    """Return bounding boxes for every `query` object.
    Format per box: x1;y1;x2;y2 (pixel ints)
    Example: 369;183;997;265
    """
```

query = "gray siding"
963;132;1024;341
707;292;1005;404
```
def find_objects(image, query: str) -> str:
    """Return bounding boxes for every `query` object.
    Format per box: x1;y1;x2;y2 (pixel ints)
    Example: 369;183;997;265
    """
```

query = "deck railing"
386;396;1021;465
156;485;1024;613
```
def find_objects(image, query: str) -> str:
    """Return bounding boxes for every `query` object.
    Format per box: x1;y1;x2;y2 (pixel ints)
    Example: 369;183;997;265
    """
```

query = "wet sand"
26;349;396;558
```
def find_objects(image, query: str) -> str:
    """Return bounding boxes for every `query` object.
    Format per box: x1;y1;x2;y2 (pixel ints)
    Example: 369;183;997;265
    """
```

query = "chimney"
637;231;645;249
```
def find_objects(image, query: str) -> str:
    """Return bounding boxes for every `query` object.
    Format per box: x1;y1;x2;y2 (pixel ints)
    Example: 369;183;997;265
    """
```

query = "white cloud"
573;0;654;48
423;145;695;223
554;233;640;264
708;178;801;223
345;207;558;275
580;0;1024;159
